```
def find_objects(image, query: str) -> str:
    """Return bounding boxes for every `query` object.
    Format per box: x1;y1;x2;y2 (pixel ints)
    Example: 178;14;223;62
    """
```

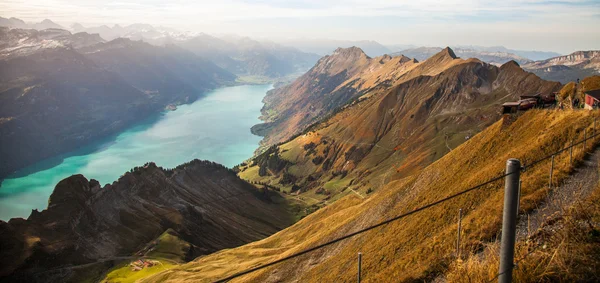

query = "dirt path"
349;188;365;199
516;146;600;240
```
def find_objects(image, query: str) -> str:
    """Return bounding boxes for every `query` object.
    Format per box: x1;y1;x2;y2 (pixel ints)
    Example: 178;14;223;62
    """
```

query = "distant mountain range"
393;46;533;65
279;39;393;57
454;45;562;61
0;17;64;30
522;51;600;83
70;22;321;78
0;17;321;79
393;46;600;83
177;34;320;78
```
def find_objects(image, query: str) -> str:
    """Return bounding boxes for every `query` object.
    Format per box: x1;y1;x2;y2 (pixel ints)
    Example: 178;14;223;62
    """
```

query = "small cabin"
584;89;600;110
502;102;520;114
520;93;556;107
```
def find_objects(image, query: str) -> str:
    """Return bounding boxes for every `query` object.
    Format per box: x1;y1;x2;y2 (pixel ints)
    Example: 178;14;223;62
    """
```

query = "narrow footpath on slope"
516;145;600;240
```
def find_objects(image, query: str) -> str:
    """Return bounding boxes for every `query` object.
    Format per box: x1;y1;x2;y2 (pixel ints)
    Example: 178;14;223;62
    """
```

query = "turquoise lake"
0;84;271;221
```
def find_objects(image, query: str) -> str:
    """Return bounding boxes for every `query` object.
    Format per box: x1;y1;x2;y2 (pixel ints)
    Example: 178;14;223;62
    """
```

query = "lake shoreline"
0;84;272;221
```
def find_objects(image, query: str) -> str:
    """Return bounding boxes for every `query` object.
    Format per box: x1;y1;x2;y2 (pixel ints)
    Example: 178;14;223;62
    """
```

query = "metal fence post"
549;155;555;189
357;252;362;283
584;129;587;152
517;180;522;216
456;208;462;258
570;139;574;165
499;159;521;283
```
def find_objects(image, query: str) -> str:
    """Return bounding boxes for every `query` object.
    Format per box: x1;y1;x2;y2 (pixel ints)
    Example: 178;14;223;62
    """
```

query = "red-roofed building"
584;89;600;110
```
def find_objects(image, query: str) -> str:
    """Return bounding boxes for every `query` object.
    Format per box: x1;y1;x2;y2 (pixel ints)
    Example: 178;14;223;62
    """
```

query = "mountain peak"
395;54;413;63
71;23;85;30
441;47;457;59
501;60;520;69
424;46;458;64
332;46;369;59
9;17;25;24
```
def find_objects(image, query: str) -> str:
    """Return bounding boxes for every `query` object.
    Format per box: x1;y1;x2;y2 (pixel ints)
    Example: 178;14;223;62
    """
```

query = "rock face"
522;50;600;83
0;160;292;282
0;27;235;180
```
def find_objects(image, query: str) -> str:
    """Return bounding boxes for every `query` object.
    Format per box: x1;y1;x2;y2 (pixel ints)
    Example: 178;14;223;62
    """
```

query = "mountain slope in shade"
0;160;293;282
0;46;154;180
522;50;600;83
79;38;235;94
0;28;234;180
141;111;595;283
240;48;560;204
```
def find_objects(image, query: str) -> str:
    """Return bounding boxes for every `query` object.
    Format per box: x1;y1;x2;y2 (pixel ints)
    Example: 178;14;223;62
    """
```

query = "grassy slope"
103;262;176;283
239;58;560;208
447;183;600;282
100;229;190;283
557;75;600;108
140;110;600;282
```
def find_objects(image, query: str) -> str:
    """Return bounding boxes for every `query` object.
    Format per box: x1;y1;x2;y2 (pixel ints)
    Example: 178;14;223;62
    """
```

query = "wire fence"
215;121;600;283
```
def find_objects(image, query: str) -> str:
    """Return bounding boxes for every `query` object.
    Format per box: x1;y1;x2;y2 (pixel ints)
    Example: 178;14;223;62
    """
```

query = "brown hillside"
142;110;599;282
239;51;561;205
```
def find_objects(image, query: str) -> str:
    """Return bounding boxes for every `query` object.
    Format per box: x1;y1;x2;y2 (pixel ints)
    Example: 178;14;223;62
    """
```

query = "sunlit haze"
2;0;599;53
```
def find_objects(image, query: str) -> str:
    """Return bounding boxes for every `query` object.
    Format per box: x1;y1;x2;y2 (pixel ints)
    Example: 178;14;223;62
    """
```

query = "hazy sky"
1;0;599;53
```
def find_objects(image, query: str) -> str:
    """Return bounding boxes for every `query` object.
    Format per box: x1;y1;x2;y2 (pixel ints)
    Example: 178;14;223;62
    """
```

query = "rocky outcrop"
0;160;292;282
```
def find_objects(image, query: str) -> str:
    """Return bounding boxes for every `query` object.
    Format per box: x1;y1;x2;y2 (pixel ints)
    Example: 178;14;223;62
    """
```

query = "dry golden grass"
140;110;600;282
447;183;600;282
558;82;575;100
582;76;600;92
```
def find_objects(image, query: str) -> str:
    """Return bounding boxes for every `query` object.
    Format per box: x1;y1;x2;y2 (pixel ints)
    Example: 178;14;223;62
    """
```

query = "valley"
0;84;270;221
1;9;600;282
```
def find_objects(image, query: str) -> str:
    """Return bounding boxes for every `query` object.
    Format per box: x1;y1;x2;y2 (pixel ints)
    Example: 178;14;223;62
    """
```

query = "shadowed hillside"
0;28;235;181
0;160;293;282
